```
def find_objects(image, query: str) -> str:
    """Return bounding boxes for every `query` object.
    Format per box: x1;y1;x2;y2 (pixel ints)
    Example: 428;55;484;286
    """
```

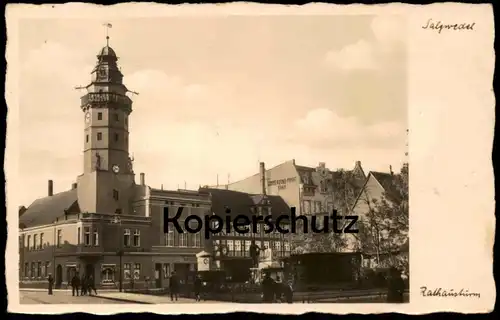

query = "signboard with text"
267;177;297;190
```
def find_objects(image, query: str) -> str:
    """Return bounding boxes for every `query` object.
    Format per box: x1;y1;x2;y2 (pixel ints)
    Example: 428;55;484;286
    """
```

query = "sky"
17;15;407;205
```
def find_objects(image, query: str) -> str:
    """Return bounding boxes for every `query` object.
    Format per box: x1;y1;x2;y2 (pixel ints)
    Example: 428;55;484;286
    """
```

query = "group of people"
168;271;204;302
70;272;98;296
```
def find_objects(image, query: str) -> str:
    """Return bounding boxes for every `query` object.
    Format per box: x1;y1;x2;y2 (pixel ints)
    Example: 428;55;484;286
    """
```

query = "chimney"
390;165;394;175
259;162;266;195
140;173;145;186
71;183;77;190
48;180;53;196
355;161;361;167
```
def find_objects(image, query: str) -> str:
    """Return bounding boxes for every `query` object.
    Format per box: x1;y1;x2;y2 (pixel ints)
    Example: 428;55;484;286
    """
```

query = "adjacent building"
198;187;292;281
210;160;366;217
349;166;409;267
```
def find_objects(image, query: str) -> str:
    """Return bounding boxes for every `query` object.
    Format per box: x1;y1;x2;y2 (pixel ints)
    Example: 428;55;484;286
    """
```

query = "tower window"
97;132;102;141
86;134;89;143
114;133;119;142
98;112;103;120
114;114;119;122
113;189;119;200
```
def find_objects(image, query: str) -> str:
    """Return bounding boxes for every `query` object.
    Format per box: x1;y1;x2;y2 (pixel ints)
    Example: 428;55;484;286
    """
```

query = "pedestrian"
283;281;294;304
88;275;98;296
261;272;276;303
80;274;87;296
169;271;180;301
386;267;405;303
193;274;202;302
71;272;81;297
47;274;54;295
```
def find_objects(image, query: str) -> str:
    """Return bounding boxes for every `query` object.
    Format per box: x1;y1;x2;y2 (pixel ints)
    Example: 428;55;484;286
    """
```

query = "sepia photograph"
5;2;494;315
15;14;409;305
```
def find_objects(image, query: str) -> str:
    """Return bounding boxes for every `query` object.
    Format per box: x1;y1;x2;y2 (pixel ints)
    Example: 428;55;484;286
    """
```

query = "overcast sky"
17;15;407;205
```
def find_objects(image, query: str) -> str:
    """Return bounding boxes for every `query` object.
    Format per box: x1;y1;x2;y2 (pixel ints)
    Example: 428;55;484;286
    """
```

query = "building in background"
209;160;366;217
349;168;409;266
199;165;292;281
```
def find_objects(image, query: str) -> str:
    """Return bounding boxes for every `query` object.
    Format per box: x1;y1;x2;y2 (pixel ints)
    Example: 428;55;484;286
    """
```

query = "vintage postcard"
4;2;495;315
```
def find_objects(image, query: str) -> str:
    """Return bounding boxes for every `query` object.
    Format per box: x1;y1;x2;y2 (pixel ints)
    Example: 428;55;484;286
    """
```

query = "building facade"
19;38;211;289
198;187;292;281
349;169;409;266
211;160;366;217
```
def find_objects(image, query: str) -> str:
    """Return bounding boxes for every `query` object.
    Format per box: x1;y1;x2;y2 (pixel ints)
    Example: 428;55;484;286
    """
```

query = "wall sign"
267;177;297;190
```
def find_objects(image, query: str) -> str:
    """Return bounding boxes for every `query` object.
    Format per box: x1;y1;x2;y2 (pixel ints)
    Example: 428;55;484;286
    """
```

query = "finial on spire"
102;23;113;46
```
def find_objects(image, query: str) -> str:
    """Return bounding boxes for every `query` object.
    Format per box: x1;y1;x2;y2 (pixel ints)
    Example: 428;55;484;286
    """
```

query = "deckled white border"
5;2;496;315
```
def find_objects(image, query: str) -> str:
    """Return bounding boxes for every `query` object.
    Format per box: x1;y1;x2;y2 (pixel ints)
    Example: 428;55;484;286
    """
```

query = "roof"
371;172;396;190
294;161;366;188
98;45;117;58
19;189;79;229
199;188;290;219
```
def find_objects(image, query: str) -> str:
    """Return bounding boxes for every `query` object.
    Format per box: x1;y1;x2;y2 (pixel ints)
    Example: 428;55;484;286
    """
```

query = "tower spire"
102;23;113;46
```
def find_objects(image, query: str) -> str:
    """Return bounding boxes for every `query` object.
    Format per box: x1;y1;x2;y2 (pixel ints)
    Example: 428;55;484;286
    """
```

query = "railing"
81;92;132;107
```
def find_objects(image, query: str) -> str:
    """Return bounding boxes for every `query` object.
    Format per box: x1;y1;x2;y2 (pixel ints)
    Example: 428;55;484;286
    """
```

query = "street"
20;291;128;304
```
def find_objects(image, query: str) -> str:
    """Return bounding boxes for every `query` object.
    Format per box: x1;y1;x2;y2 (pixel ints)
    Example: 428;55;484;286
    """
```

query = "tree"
355;164;409;271
290;169;362;254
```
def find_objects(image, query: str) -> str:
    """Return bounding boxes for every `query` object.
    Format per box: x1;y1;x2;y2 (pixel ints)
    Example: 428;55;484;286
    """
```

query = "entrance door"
155;263;162;288
85;264;95;286
55;265;62;289
174;263;190;285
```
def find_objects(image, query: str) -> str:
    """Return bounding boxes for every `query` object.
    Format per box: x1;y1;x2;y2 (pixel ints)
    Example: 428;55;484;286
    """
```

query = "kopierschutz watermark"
163;207;358;239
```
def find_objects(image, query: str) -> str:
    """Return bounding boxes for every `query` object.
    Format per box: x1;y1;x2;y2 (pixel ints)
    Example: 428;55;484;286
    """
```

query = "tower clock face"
85;112;91;123
112;165;120;174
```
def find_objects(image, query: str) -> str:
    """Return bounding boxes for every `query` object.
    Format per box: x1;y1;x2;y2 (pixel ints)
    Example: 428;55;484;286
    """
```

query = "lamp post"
111;216;123;292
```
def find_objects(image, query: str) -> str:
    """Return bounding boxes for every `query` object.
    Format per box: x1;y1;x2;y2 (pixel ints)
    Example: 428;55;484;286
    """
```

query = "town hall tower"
76;36;136;215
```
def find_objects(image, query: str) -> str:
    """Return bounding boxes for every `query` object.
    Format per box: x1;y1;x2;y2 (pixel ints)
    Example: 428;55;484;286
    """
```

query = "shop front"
152;254;197;289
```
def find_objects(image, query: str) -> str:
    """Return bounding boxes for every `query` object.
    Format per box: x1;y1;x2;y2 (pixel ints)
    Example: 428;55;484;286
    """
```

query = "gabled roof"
200;188;255;217
19;189;79;229
351;171;400;212
199;188;290;219
294;161;366;188
371;171;396;191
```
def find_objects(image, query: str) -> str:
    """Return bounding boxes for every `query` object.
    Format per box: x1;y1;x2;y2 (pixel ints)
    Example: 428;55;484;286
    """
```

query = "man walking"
193;274;202;302
169;271;180;302
71;272;81;297
261;272;276;303
87;274;98;296
80;274;87;296
387;267;405;303
47;274;54;295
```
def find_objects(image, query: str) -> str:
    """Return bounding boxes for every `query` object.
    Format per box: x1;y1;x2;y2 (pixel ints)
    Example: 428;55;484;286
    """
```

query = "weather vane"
102;22;113;46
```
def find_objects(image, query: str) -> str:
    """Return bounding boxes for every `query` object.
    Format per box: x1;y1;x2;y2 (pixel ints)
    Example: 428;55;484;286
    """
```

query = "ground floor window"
133;263;141;280
101;265;116;284
124;263;132;280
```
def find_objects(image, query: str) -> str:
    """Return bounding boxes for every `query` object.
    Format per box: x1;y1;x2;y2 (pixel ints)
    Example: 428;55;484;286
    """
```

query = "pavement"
20;288;408;304
97;292;220;304
20;290;128;304
19;289;220;304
